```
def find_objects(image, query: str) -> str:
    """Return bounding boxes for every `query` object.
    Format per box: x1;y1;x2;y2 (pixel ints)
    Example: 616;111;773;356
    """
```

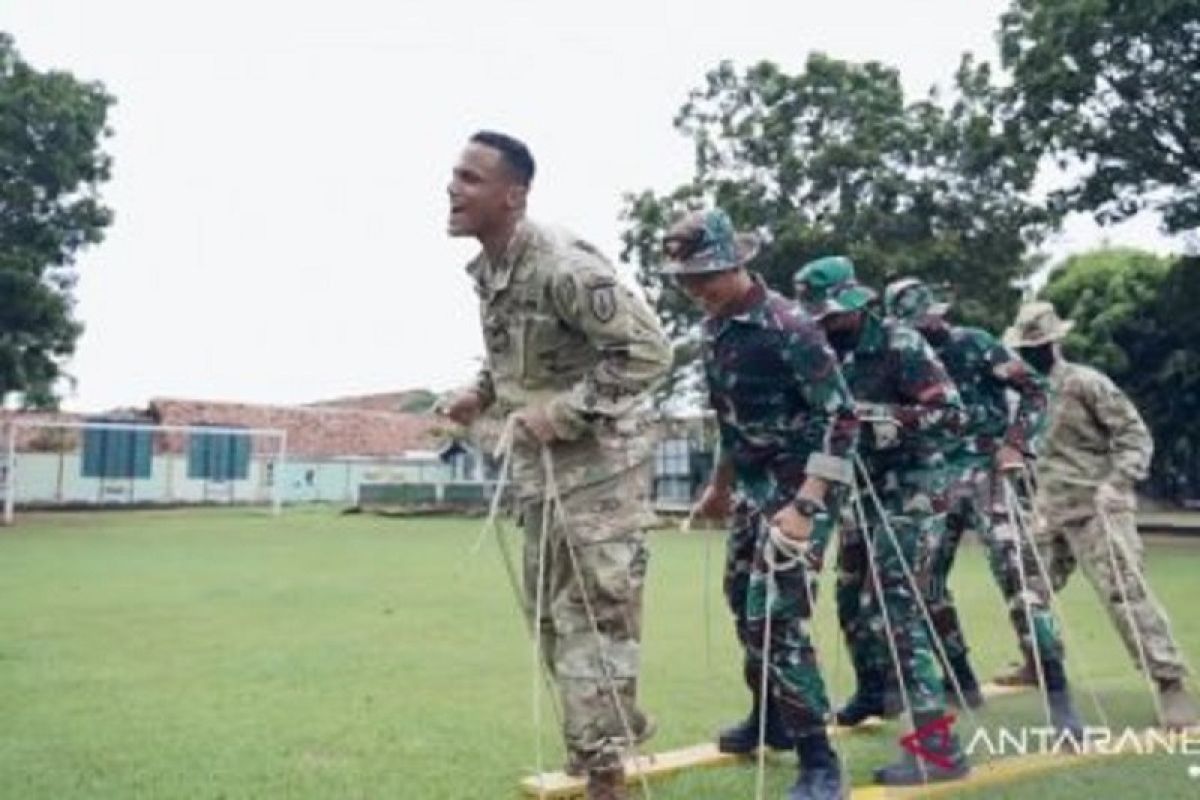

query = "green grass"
1;508;1198;798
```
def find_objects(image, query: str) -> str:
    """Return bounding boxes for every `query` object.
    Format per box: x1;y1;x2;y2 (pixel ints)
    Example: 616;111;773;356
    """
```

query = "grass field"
1;508;1199;799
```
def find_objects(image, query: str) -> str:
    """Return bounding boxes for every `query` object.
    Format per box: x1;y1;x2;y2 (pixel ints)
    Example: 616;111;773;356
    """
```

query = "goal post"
2;418;288;525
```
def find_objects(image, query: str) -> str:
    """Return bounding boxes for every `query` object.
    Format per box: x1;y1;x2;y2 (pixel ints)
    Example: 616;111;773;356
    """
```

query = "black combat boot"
874;712;970;786
788;731;844;800
717;693;795;754
835;666;894;726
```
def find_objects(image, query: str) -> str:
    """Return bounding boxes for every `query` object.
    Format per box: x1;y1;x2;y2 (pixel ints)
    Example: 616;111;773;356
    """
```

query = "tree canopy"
621;54;1051;399
1042;248;1200;498
1000;0;1200;232
0;32;114;408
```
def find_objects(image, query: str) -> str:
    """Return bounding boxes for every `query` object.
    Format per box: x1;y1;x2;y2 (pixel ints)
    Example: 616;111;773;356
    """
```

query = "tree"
0;32;114;407
1041;248;1200;500
999;0;1200;233
621;54;1052;400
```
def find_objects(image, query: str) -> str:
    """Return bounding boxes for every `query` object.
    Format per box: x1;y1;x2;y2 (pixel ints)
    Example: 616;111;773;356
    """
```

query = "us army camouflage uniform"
917;324;1062;671
466;218;672;770
702;277;860;737
833;313;966;716
1034;358;1187;681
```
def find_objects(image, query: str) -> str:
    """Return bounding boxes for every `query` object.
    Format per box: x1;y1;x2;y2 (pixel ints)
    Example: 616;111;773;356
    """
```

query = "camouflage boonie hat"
883;277;950;322
1003;301;1075;347
661;209;760;275
792;256;877;319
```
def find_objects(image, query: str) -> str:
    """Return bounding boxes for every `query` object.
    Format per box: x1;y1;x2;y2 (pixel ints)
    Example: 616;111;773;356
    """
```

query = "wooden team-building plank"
520;720;886;798
519;683;1032;797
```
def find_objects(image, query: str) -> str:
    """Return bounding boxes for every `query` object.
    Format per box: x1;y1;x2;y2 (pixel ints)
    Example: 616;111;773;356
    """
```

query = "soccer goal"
1;418;288;524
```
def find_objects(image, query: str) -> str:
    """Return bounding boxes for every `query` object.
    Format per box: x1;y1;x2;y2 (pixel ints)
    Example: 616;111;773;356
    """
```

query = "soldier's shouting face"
447;142;525;239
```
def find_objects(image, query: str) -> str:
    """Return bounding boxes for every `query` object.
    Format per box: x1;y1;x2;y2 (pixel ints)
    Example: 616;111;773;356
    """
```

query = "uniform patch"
588;283;617;323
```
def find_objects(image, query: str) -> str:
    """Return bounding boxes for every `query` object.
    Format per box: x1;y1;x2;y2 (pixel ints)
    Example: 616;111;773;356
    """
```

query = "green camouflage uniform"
465;218;672;770
795;260;967;719
886;280;1061;671
700;276;860;737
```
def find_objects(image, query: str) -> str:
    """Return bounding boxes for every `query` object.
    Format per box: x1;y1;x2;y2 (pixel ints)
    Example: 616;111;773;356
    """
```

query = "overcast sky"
5;0;1180;412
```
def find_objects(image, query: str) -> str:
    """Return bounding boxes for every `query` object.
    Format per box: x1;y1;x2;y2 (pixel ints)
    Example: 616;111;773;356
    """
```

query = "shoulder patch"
587;282;617;324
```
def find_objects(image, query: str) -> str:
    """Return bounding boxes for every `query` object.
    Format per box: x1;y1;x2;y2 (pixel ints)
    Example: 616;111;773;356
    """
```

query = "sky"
4;0;1183;412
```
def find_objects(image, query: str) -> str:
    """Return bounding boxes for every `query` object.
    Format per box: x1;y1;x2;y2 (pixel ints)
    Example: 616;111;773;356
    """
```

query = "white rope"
849;476;928;785
469;416;517;555
1095;504;1166;725
542;446;653;799
531;489;553;796
852;455;980;731
1008;471;1111;729
754;535;777;800
1102;513;1200;689
1001;478;1053;731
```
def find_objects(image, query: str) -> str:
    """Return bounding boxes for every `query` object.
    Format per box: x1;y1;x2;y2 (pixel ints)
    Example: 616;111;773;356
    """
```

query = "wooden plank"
520;718;886;798
519;743;741;798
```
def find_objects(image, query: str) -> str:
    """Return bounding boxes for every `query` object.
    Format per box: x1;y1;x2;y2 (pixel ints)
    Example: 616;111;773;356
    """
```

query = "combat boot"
1158;678;1200;730
835;666;896;727
585;767;627;800
717;694;794;754
874;713;970;786
943;653;984;710
787;732;844;800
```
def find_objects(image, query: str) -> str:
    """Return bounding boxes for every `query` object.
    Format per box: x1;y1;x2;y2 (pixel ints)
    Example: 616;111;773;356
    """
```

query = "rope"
1095;504;1166;725
849;476;928;785
541;446;653;799
1007;471;1110;729
852;455;980;731
1000;477;1053;731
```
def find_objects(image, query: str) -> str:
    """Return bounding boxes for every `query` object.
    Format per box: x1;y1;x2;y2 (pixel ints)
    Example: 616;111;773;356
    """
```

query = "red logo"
899;714;957;769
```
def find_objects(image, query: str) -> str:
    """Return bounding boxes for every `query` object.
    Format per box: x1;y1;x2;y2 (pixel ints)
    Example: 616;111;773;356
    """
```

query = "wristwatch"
792;496;826;518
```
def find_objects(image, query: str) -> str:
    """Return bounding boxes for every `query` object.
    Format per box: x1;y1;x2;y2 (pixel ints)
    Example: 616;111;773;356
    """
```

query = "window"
187;428;251;480
81;424;153;479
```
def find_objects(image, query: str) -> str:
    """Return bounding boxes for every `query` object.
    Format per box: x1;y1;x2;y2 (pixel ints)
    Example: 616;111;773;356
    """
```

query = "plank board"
520;720;884;798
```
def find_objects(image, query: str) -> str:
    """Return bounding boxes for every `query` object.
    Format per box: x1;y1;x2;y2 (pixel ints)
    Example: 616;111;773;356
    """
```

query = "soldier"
1004;301;1199;730
793;257;970;785
670;209;858;800
884;278;1082;734
439;131;672;800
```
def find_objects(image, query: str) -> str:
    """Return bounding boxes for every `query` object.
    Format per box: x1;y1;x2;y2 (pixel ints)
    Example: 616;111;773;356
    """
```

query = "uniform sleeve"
889;330;967;436
782;320;859;484
542;253;673;439
982;332;1048;454
1086;371;1153;485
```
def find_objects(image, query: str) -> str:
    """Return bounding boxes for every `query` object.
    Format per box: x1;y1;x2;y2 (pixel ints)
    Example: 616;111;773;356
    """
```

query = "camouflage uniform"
1006;306;1187;683
466;218;672;771
701;276;860;737
795;261;967;722
885;280;1061;676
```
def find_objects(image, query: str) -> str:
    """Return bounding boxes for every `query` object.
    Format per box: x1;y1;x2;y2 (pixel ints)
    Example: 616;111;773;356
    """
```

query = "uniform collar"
465;218;535;296
704;276;771;337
